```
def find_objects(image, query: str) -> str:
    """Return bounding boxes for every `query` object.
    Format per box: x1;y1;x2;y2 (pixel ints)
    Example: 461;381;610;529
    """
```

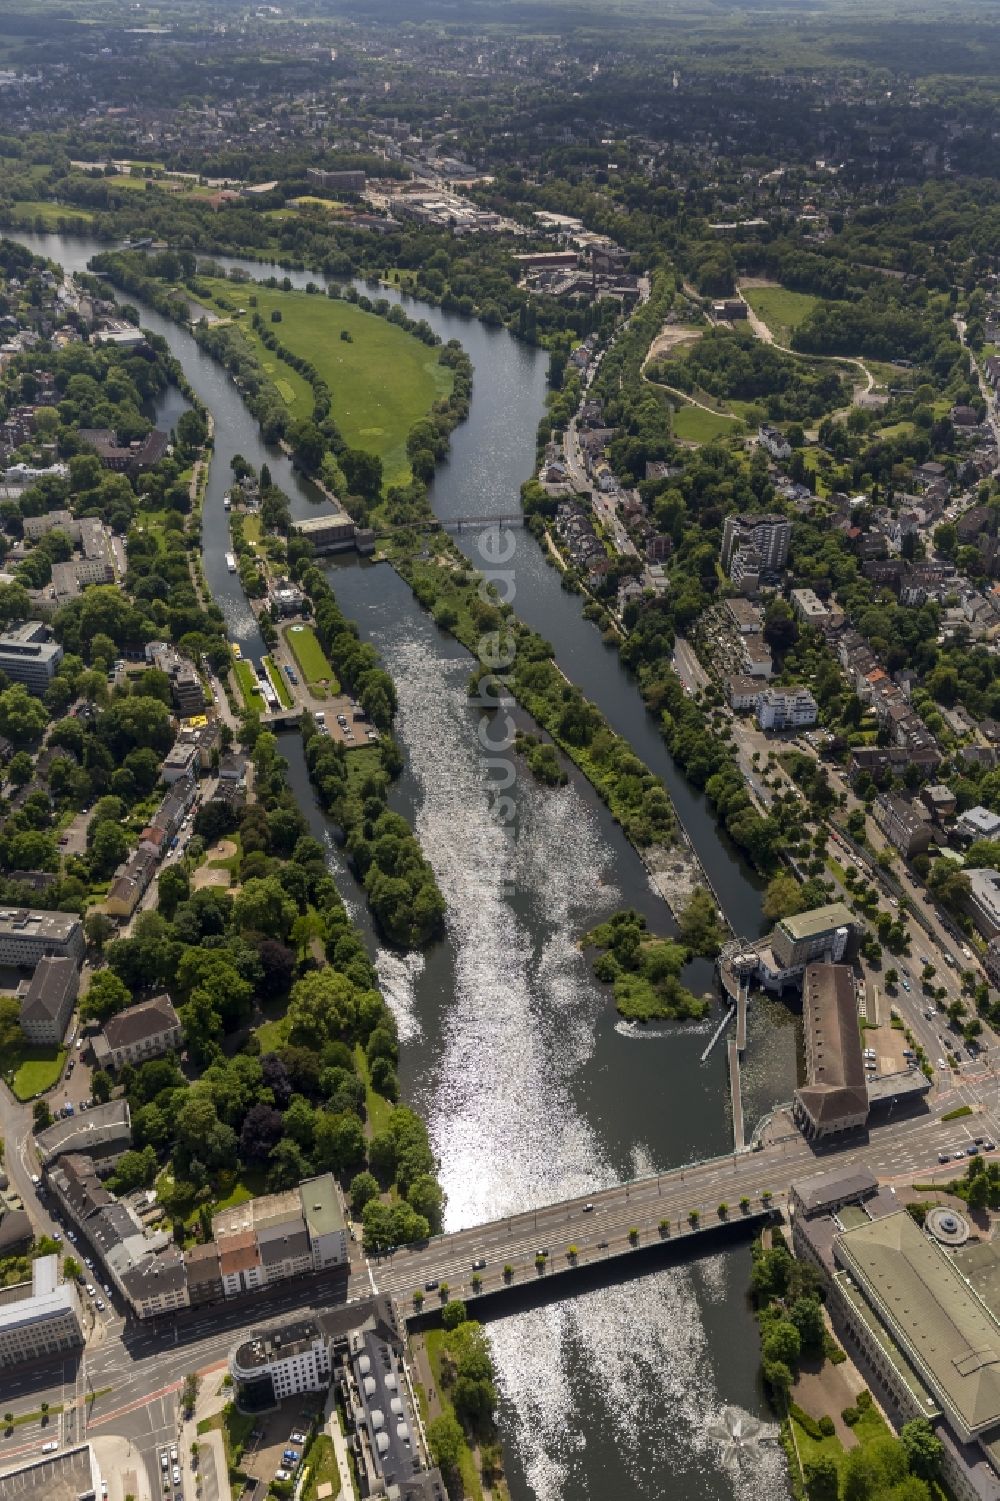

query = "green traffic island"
584;907;720;1022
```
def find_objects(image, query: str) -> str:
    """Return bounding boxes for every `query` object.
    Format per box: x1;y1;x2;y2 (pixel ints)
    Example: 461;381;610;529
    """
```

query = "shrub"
658;1218;670;1236
818;1416;835;1437
856;1389;872;1411
628;1227;639;1243
789;1403;824;1441
841;1405;860;1427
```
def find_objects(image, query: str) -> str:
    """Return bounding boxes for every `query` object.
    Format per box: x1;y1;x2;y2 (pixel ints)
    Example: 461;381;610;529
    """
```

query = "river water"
14;230;795;1501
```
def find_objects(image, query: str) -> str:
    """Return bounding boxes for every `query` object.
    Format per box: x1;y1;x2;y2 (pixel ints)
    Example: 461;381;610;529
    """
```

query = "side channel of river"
14;229;795;1501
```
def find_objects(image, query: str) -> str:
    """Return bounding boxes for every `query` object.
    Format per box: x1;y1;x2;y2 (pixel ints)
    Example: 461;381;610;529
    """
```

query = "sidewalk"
323;1389;355;1500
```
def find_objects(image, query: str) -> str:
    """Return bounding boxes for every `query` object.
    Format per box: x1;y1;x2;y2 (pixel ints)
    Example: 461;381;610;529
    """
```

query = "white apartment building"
756;686;818;732
0;1255;83;1366
0;908;84;969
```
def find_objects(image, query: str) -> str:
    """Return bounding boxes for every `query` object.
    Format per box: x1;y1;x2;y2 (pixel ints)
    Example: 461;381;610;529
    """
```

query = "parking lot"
239;1398;321;1492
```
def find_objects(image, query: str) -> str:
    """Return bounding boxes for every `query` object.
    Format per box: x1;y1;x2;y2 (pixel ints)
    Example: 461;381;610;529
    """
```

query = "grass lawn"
302;1435;341;1501
234;658;266;711
741;285;819;346
254;1016;289;1053
422;1330;483;1501
672;403;741;444
198;277;454;486
354;1045;393;1136
8;1045;66;1101
285;624;339;689
262;654;293;708
197;1403;255;1470
210;1169;266;1216
11;200;95;226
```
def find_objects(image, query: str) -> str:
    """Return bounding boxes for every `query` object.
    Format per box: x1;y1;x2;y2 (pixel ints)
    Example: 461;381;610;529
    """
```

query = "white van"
42;1442;58;1454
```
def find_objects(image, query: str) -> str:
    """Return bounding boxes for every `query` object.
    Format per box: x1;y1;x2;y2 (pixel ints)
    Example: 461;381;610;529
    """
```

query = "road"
955;314;1000;474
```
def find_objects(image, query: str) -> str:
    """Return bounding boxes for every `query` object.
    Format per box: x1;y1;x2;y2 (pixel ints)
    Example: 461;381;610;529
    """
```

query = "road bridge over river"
367;1091;1000;1317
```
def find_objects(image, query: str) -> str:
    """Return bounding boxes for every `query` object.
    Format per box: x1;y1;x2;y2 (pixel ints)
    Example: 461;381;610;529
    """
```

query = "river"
13;229;795;1501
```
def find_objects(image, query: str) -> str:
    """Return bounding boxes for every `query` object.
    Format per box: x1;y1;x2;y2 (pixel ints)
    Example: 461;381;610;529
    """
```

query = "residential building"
105;846;159;919
217;1230;264;1297
0;1255;83;1367
231;1317;331;1401
0;621;64;693
35;1101;132;1169
725;597;763;634
46;1152;189;1319
292;513;356;552
721;513;791;573
118;1245;189;1319
727;675;763;712
185;1242;223;1307
229;1299;447;1501
160;742;199;785
258;1222;313;1286
921;784;957;821
0;1180;31;1254
873;794;934;859
21;510;75;543
18;956;80;1045
756;686;818;732
300;1174;349;1269
729;545;761;595
740;633;773;678
306;167;366;192
77;427;169;474
792;964;869;1140
211;1175;349;1296
0;908;84;969
270;578;305;616
789;587;830;626
967;868;1000;940
958;805;1000;843
758;425;792;461
91;994;181;1071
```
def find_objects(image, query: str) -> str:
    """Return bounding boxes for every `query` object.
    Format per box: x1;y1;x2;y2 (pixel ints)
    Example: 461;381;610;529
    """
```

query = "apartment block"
0;1255;83;1367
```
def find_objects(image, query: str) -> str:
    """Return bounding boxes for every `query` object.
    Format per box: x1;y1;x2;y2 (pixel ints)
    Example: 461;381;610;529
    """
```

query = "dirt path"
735;280;874;399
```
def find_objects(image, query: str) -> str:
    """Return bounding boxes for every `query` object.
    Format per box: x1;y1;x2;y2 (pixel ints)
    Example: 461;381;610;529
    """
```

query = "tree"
84;911;114;953
840;1436;909;1501
63;1255;82;1281
900;1419;944;1481
341;448;383;501
441;1299;467;1330
349;1170;380;1216
80;969;131;1023
33;1099;53;1131
427;1412;465;1477
90;1069;113;1104
761;1318;801;1370
266;1137;310;1192
90;820;129;879
677;886;723;957
157;864;190;921
803;1455;839;1501
0;684;49;745
239;1103;284;1164
233;875;297;941
790;1294;826;1352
